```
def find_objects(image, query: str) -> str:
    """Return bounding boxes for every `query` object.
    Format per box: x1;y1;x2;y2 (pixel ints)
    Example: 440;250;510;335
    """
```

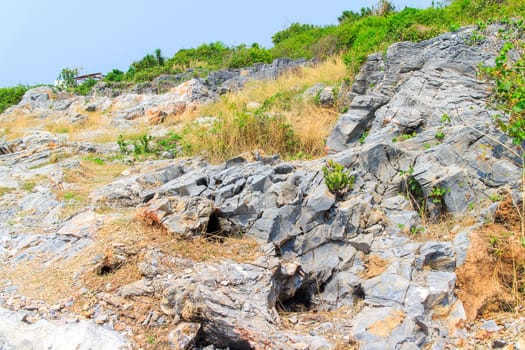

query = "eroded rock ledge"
0;24;523;349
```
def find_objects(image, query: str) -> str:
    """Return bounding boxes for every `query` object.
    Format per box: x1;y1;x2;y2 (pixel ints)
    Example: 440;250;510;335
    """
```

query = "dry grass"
280;304;362;349
456;196;525;320
166;56;349;162
0;207;260;309
0;111;41;140
2;56;348;163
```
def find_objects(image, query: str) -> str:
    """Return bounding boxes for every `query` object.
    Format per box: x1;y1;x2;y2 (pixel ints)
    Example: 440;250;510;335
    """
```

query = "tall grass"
169;57;347;162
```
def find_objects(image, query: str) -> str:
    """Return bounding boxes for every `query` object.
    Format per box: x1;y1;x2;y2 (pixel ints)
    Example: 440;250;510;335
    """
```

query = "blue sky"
0;0;434;87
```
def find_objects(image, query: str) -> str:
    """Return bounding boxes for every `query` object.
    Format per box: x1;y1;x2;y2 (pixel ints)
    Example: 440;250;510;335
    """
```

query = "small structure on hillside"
74;73;103;83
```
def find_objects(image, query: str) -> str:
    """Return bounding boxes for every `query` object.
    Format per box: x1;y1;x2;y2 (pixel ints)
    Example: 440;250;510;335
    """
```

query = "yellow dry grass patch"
0;209;260;308
0;111;43;140
166;56;349;162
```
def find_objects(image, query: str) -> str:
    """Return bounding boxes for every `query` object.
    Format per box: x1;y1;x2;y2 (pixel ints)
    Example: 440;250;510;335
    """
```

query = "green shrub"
483;23;525;146
117;132;183;159
322;160;355;197
0;85;29;113
74;78;97;95
104;69;125;83
226;43;273;69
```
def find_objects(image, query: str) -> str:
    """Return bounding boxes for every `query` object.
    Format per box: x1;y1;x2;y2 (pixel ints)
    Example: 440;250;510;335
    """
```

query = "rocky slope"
0;24;524;349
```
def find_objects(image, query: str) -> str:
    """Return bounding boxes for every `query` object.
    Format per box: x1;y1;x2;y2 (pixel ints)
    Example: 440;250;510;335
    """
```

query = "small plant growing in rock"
392;131;416;143
117;132;183;159
435;130;445;142
430;186;450;204
441;113;451;124
399;166;426;218
359;131;369;145
411;226;425;234
323;160;354;197
117;135;129;154
82;155;105;165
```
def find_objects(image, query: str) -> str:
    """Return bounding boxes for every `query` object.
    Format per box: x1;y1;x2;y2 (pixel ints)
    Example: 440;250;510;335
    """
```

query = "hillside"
1;1;525;350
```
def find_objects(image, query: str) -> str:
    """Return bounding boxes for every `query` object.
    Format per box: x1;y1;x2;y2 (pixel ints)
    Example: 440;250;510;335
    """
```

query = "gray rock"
352;306;422;347
304;83;327;99
17;87;53;110
142;196;215;237
0;306;128;349
404;284;430;318
117;279;154;297
160;260;331;349
480;319;500;332
318;87;335;107
424;271;457;309
168;322;201;350
453;227;474;267
416;242;455;272
362;273;410;307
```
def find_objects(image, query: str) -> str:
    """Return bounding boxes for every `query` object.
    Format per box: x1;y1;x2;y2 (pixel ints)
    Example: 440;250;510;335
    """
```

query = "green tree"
57;67;79;89
154;48;165;66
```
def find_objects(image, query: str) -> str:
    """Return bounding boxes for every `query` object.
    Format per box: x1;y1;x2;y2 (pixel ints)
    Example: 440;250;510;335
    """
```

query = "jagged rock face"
0;306;127;350
92;25;517;348
0;25;522;349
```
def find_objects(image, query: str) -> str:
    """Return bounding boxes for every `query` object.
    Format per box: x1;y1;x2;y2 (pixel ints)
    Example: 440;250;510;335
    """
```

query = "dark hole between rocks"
279;283;315;312
206;212;221;234
196;177;208;187
142;192;155;204
0;144;14;155
96;259;123;276
353;285;365;300
195;328;254;350
98;265;114;276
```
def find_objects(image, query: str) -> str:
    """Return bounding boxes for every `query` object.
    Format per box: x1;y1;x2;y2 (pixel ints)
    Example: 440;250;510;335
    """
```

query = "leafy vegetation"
323;160;355;197
0;85;29;113
481;18;525;257
117;132;183;159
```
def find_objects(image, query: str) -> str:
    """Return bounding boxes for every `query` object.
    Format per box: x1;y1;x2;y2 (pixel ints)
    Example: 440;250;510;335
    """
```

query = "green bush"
322;160;355;197
104;69;125;83
0;85;29;113
74;78;97;95
117;132;183;158
226;43;273;69
483;22;525;146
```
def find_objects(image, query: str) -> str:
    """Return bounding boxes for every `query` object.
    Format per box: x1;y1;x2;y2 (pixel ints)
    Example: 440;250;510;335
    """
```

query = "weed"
21;181;36;192
430;186;450;204
117;132;183;160
61;192;83;202
157;131;182;155
435;130;445;142
423;143;432;150
481;21;525;248
323;160;355;197
489;194;504;202
411;226;425;235
82;155;105;165
468;202;476;210
392;131;416;143
359;131;369;145
441;113;451;124
449;23;460;32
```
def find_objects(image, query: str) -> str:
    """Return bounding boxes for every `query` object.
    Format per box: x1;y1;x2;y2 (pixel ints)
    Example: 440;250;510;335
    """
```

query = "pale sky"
0;0;434;87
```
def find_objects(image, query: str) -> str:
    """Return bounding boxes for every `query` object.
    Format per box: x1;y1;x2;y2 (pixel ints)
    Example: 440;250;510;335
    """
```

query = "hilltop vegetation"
105;0;525;81
1;0;524;108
